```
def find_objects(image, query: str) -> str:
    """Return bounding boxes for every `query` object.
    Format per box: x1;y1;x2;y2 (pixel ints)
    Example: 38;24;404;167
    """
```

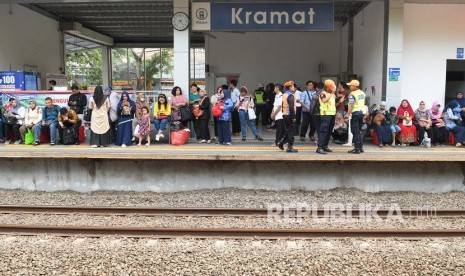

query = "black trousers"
266;102;274;126
199;119;211;141
231;109;241;133
300;112;315;138
280;116;296;148
4;124;20;141
296;106;302;125
255;104;267;125
312;114;321;139
109;120;117;143
275;119;285;145
193;118;202;139
351;111;364;149
415;124;433;144
318;115;335;149
432;124;447;144
58;121;81;144
213;117;218;137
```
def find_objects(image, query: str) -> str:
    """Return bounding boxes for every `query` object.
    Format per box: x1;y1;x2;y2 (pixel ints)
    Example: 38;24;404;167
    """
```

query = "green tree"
66;48;102;88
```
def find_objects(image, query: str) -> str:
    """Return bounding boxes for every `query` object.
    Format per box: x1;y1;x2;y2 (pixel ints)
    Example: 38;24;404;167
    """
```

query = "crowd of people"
1;81;464;152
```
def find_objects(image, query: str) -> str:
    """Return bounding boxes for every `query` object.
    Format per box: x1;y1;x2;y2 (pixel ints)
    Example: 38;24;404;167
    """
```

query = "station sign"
388;68;400;77
192;2;334;31
457;48;464;59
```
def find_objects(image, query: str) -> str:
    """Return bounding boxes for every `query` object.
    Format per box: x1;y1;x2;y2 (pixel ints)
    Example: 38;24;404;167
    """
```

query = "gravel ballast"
0;188;464;209
0;236;464;275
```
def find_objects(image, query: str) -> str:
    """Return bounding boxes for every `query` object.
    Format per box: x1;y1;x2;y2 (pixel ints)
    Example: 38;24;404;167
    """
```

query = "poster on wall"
1;91;91;109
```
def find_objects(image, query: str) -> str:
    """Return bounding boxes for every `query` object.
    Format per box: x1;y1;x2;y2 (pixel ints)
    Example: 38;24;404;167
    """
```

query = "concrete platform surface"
0;142;464;162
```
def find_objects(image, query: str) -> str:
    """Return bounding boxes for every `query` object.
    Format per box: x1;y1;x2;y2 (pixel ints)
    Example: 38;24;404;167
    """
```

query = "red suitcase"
40;129;50;143
78;125;86;143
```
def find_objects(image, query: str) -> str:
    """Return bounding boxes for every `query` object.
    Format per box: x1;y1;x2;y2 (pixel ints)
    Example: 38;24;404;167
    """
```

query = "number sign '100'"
2;76;15;84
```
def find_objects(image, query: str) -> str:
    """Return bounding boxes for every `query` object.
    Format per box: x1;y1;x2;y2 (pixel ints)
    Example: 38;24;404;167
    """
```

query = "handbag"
134;124;140;138
212;102;224;118
192;97;206;118
122;105;131;116
247;108;256;120
83;108;92;122
180;105;193;121
25;129;34;145
157;114;168;120
373;112;385;126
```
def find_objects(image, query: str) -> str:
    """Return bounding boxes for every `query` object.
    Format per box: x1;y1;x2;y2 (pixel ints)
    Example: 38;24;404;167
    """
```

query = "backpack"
212;102;224;118
62;128;76;145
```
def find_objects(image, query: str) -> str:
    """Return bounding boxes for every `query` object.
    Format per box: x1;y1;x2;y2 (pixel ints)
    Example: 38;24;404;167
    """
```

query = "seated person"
152;94;172;141
414;101;433;145
397;99;417;146
371;102;392;147
332;112;348;144
388;107;401;146
33;97;60;146
444;100;465;147
58;107;81;145
429;101;447;146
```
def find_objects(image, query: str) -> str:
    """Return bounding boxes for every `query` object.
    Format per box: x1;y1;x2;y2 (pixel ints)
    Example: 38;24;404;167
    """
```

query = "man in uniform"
345;79;366;154
316;79;337;154
278;81;298;153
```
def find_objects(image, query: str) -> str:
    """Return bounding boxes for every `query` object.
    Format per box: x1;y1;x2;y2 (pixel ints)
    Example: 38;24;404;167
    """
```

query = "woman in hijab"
414;101;433;146
89;85;111;147
429;100;446;145
397;99;417;145
115;91;136;147
454;92;465;122
371;101;392;147
444;100;465;147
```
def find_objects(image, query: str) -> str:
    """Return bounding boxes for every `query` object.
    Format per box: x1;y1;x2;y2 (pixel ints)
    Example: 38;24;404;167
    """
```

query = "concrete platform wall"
1;159;464;194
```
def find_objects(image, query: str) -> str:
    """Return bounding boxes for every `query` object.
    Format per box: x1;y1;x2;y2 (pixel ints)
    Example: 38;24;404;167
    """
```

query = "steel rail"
0;205;461;218
0;225;464;239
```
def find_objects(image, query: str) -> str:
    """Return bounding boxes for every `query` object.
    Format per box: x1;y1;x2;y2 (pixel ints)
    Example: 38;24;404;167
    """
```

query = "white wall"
0;4;62;89
403;4;465;108
353;1;385;106
206;24;342;91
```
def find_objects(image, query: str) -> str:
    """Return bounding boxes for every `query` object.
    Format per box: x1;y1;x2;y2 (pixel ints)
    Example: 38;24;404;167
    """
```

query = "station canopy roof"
20;0;374;46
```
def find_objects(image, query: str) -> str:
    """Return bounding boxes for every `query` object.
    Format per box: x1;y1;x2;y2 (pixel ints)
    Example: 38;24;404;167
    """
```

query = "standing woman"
397;99;417;146
116;91;136;147
169;86;188;127
198;89;211;143
210;86;222;140
235;86;263;142
89;85;111;147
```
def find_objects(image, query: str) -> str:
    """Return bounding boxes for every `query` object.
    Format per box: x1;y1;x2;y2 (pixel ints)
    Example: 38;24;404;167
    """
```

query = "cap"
324;79;336;90
284;81;294;88
347;80;360;87
258;83;264;88
104;86;112;91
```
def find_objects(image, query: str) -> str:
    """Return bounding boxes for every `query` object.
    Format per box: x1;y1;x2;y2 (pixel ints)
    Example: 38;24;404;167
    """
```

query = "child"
138;106;150;146
389;106;401;146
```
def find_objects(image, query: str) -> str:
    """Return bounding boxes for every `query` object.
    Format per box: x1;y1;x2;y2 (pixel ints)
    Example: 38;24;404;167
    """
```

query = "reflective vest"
282;92;296;116
319;92;336;116
254;91;265;104
350;89;366;112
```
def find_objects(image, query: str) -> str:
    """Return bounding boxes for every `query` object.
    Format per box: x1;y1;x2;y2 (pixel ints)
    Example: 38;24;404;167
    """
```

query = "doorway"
445;60;465;104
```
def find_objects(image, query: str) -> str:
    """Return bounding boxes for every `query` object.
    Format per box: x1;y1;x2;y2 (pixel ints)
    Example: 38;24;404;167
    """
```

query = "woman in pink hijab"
430;100;447;145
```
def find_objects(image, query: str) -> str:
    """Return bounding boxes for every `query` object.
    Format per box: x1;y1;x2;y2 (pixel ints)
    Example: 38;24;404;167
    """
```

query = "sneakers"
286;148;298;153
121;144;127;148
207;140;211;144
225;142;232;146
348;148;362;154
33;141;40;146
255;136;264;141
278;143;284;150
50;142;55;146
14;140;21;145
159;133;164;138
155;134;160;141
242;137;246;142
323;147;333;153
199;140;207;143
91;145;98;148
4;140;10;145
316;148;327;155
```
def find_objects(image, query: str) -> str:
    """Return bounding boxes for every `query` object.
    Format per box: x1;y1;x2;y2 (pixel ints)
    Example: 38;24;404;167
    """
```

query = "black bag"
84;108;92;122
179;105;193;121
62;128;76;145
4;117;17;125
170;121;183;131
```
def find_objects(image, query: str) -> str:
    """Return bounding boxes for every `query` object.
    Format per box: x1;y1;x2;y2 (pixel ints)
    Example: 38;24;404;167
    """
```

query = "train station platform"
1;140;464;194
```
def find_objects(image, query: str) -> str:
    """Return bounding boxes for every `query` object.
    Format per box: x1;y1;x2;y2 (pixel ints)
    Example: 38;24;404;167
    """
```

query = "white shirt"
231;87;240;104
295;90;302;107
273;92;283;120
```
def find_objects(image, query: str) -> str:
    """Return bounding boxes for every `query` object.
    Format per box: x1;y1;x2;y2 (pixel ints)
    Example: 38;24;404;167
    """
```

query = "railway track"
0;205;462;218
0;205;464;239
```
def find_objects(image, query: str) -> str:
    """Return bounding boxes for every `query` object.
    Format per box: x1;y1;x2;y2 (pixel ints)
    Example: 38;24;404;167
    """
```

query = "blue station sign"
192;2;334;31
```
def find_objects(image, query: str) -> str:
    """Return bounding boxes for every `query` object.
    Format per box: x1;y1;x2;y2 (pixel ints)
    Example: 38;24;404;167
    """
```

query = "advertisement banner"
0;71;22;91
1;91;92;109
193;2;334;31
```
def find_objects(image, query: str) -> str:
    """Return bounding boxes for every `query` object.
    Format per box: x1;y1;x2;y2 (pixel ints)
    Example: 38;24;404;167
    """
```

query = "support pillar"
384;0;404;106
102;46;111;88
173;0;190;93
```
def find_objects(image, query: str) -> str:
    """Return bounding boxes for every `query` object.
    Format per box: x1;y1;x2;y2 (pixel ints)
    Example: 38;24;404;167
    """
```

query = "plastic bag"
170;129;190;146
25;129;34;145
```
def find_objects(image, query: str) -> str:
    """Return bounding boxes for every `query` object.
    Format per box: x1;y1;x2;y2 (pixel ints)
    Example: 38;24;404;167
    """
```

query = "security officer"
345;79;366;154
316;79;337;155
